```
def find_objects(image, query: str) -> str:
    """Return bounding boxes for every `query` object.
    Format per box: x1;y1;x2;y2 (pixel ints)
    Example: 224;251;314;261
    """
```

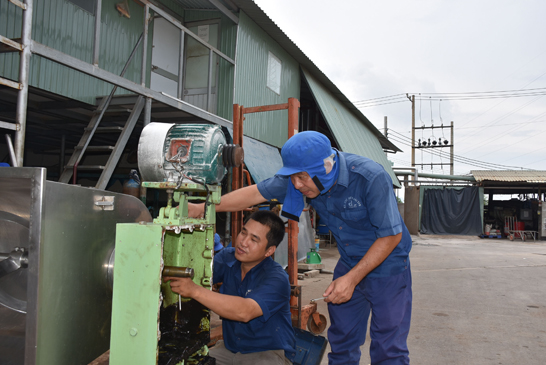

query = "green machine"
110;123;243;365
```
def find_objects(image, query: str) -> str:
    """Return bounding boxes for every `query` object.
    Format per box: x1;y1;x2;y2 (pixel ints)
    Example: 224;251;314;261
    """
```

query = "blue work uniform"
257;152;412;365
213;247;296;361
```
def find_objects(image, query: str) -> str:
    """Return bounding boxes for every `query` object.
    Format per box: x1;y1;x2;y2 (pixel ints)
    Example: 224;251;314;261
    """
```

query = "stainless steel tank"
0;167;152;365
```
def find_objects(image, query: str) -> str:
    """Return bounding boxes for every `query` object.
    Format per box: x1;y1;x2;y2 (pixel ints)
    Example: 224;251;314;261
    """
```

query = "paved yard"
298;235;546;364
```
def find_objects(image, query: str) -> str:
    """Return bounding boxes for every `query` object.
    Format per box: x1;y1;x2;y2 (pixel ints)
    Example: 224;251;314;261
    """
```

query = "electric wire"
353;86;546;108
388;130;529;171
389;132;515;170
459;106;546;154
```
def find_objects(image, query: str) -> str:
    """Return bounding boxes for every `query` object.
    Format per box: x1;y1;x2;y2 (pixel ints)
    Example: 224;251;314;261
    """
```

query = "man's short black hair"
245;210;286;249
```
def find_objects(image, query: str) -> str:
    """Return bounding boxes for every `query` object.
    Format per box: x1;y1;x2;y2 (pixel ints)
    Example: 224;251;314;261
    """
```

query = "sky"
252;0;546;176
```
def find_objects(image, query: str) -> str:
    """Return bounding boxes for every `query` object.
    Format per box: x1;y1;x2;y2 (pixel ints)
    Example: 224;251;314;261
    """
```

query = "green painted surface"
234;11;301;148
0;0;153;105
111;182;220;364
110;223;164;365
301;67;400;187
161;227;214;307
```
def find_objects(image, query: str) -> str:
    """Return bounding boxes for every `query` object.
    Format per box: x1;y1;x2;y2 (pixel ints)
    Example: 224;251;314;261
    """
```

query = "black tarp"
421;186;482;235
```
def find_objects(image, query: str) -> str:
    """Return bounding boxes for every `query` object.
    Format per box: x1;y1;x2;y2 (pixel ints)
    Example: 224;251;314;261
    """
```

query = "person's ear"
264;245;276;257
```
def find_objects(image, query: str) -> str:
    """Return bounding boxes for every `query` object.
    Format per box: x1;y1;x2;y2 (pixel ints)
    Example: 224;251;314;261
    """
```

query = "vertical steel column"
231;104;243;240
92;0;102;66
141;96;152;204
14;0;33;166
141;4;150;86
177;29;185;98
287;97;300;290
207;49;213;112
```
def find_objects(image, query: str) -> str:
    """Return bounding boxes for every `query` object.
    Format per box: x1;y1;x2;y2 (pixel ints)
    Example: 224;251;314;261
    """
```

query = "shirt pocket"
340;206;368;228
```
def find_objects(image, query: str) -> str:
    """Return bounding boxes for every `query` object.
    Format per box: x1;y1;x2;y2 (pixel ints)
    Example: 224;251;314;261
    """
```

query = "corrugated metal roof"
471;170;546;183
231;0;401;153
303;68;401;188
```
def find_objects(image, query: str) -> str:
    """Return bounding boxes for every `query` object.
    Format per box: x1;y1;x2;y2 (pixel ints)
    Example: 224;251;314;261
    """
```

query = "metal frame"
231;98;300;302
0;167;47;365
181;18;222;113
2;0;239;168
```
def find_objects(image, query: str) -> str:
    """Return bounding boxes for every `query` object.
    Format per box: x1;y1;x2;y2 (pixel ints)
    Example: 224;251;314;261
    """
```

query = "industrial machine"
109;123;243;365
0;167;152;365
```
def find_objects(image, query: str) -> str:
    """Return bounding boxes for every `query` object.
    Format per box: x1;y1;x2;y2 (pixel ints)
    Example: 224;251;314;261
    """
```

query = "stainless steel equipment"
0;167;152;365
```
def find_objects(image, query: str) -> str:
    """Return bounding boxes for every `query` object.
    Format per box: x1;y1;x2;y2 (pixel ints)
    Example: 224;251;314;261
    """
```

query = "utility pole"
407;94;416;169
450;121;454;175
384;116;388;137
408;94;454;173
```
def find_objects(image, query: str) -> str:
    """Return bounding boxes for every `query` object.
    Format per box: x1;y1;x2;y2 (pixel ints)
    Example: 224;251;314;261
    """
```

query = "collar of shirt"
220;248;272;283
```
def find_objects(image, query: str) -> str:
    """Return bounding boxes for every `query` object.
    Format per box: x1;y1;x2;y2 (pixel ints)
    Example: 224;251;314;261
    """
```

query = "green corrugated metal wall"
234;11;300;149
0;0;154;105
184;10;236;121
1;1;24;81
302;67;400;187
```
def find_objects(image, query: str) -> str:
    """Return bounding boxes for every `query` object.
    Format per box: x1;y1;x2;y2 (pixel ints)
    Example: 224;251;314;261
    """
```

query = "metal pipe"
14;0;33;166
207;49;213;112
92;0;102;66
287;98;300;298
392;166;418;182
162;266;194;279
393;169;475;182
5;134;18;167
141;4;149;86
177;29;185;98
398;180;471;185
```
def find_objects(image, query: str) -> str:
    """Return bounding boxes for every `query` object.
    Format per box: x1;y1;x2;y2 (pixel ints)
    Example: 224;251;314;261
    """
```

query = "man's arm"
323;232;402;304
165;277;263;322
188;184;267;218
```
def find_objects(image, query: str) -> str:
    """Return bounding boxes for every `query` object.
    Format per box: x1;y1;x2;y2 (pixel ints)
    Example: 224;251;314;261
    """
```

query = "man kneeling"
165;210;296;364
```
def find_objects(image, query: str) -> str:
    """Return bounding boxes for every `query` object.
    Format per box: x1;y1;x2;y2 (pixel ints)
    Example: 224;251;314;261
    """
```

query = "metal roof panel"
471;170;546;183
302;68;400;188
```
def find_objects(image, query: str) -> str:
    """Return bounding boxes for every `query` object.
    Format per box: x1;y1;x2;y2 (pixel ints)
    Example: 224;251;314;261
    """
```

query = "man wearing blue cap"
189;131;412;365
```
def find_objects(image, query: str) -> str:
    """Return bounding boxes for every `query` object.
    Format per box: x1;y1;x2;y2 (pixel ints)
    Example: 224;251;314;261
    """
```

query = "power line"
459;106;546;153
352;93;407;104
388;131;528;171
354;87;546;107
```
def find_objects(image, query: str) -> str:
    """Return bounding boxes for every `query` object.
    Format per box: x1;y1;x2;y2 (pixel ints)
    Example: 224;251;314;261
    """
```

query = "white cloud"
254;0;546;173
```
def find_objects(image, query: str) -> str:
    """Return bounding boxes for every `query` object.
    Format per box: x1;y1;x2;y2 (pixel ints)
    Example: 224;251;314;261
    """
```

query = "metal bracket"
94;196;114;211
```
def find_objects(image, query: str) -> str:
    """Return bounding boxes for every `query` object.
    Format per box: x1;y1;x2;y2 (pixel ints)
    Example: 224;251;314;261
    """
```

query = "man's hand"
187;202;205;218
164;277;198;298
323;274;357;304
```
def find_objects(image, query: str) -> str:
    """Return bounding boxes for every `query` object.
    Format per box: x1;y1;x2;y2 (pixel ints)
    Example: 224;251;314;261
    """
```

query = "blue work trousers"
327;261;412;365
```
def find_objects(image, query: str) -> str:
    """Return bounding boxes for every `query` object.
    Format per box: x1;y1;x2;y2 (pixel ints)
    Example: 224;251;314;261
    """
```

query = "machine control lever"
162;266;194;279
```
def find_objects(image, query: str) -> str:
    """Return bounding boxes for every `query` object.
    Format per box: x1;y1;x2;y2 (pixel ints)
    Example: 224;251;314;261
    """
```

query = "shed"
0;0;401;188
471;170;546;239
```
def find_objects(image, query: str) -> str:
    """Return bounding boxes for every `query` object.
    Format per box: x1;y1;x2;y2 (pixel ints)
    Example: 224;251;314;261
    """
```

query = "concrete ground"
298;235;546;365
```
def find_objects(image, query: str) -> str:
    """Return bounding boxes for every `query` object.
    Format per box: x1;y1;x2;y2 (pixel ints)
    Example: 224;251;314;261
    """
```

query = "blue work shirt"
257;152;412;278
213;248;296;360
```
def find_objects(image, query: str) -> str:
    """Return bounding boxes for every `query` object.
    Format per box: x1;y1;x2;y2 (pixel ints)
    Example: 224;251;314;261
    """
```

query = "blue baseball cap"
214;233;223;251
276;131;335;177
